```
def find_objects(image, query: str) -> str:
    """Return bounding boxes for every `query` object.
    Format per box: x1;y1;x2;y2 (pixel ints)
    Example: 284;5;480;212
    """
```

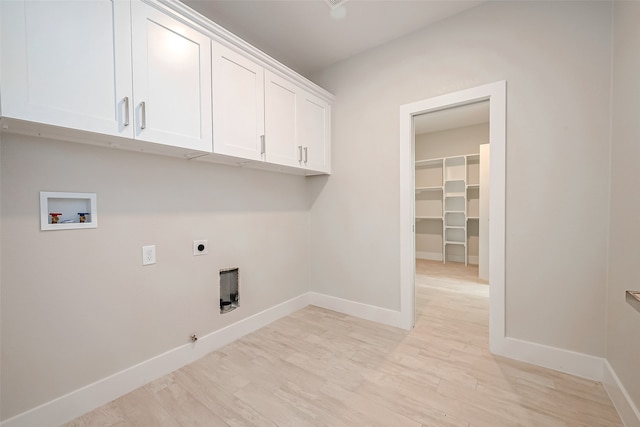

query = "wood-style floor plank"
64;260;622;426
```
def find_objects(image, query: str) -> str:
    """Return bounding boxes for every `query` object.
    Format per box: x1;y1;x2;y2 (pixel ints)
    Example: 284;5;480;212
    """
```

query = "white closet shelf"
467;216;479;220
466;183;480;189
444;210;465;214
444;192;465;198
415;186;443;193
445;241;466;246
445;225;465;229
416;216;442;221
417;153;480;165
415;158;443;167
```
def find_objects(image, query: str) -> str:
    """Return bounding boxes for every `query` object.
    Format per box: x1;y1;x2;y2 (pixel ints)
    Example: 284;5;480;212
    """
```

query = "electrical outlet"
142;245;156;265
193;240;208;256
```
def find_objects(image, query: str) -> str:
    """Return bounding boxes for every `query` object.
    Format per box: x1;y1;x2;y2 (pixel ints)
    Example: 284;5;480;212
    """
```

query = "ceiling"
180;0;484;78
180;0;488;132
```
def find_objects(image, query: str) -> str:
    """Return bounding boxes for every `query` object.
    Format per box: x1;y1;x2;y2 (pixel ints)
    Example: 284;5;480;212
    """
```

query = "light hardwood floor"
65;260;622;426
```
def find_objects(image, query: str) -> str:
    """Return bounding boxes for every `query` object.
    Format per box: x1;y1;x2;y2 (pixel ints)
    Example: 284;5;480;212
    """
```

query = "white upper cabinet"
212;43;265;161
264;70;300;169
210;64;331;174
1;0;133;137
298;91;331;174
1;0;212;153
263;71;331;174
130;1;212;152
1;0;331;173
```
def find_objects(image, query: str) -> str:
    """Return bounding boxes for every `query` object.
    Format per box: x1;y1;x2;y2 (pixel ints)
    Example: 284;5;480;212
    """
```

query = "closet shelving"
415;153;480;265
443;156;466;263
415;157;443;221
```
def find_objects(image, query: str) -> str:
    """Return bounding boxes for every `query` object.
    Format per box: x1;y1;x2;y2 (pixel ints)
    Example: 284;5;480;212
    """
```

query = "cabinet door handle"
298;145;303;162
140;101;146;130
123;97;130;127
261;135;266;155
304;147;308;164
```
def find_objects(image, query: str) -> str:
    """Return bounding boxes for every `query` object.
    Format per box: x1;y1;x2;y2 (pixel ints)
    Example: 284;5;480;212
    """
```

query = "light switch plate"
142;245;156;265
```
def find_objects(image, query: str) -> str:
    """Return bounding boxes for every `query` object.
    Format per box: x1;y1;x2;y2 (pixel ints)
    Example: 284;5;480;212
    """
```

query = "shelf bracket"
626;291;640;314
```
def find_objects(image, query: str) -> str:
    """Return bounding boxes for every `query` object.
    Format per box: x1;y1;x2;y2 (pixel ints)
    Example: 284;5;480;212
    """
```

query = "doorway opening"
414;100;489;274
399;81;506;354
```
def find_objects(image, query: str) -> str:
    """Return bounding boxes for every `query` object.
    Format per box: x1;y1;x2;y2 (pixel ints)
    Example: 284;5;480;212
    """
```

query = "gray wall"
0;134;310;419
608;0;640;410
309;1;611;356
415;123;488;161
4;0;638;421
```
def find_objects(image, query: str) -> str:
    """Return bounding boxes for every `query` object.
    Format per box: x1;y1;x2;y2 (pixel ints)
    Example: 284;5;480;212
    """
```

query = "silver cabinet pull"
123;97;130;127
260;135;265;155
304;147;308;164
140;101;146;130
298;145;303;162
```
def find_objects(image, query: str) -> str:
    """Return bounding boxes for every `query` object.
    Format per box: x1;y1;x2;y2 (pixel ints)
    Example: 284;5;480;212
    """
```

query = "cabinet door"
1;0;133;137
298;91;331;174
264;70;299;168
130;1;212;152
212;43;264;161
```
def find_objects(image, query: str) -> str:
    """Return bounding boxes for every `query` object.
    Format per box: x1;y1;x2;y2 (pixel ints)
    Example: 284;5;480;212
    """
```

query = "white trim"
399;98;417;330
415;251;443;261
414;253;479;264
308;292;405;329
399;81;507;340
496;337;604;381
0;294;310;427
2;289;634;426
603;360;640;427
444;254;466;264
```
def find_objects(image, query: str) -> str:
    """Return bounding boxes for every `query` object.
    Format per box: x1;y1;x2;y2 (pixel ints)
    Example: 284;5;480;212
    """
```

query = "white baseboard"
446;254;465;263
415;252;479;266
0;293;310;427
491;336;604;381
416;251;442;261
308;292;405;329
603;360;640;427
490;335;640;425
3;291;635;427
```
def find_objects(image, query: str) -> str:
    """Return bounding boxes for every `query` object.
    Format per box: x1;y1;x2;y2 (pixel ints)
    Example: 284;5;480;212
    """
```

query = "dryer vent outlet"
220;268;239;313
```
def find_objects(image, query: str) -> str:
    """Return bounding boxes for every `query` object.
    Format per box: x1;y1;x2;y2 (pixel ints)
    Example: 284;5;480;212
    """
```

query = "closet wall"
414;123;488;265
607;0;640;412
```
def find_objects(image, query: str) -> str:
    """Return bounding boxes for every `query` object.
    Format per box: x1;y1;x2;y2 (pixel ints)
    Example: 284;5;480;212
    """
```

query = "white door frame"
399;81;506;354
